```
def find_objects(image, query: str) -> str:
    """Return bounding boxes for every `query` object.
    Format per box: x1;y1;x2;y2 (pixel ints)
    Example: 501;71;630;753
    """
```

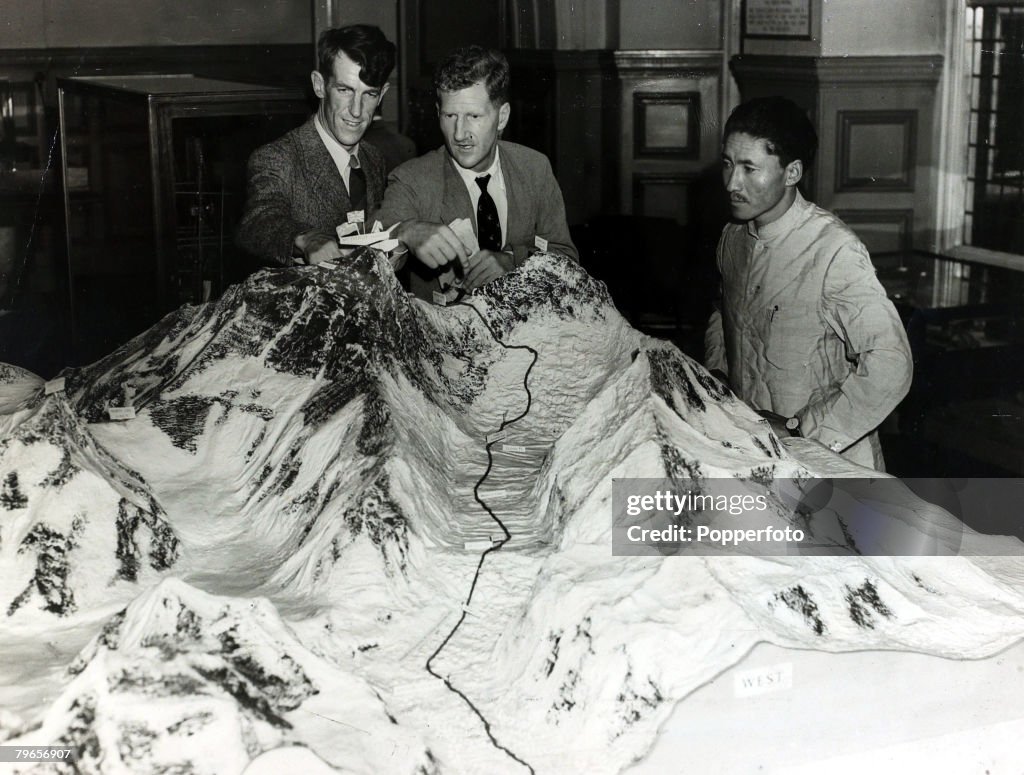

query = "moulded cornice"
613;50;723;76
730;55;943;87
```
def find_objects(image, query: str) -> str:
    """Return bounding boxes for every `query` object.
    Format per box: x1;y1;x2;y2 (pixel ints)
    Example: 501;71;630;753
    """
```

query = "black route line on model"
423;297;539;775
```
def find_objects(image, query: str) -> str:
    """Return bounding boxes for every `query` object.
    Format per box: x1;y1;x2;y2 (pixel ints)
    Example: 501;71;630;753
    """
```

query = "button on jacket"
705;190;912;470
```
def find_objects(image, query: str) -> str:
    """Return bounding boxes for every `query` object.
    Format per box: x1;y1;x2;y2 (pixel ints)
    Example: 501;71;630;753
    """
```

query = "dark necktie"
475;174;502;251
348;154;366;212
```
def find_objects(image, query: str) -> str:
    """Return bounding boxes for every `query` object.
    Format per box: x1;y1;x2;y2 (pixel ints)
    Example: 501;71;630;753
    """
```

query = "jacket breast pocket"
763;303;818;370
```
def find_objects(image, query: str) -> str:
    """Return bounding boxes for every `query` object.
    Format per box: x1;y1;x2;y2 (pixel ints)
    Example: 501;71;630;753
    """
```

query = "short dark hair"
434;45;510;105
723;96;818;169
317;25;396;88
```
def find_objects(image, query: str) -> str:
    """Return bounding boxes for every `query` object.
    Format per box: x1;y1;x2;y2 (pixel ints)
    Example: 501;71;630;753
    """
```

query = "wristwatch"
785;416;801;437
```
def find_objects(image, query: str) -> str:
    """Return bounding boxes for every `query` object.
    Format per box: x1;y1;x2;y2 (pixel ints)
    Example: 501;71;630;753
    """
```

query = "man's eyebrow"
723;153;757;165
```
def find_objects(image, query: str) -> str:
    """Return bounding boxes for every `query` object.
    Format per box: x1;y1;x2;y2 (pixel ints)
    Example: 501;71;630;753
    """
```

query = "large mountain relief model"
1;250;1023;773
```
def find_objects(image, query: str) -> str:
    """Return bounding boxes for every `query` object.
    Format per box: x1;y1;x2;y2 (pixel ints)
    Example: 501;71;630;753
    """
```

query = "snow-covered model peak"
2;250;1023;773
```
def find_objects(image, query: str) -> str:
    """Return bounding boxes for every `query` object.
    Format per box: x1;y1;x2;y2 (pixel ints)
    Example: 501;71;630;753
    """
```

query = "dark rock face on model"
1;249;1022;773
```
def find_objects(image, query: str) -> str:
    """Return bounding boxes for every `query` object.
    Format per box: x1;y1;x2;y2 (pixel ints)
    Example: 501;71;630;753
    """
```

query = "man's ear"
784;159;804;187
378;82;391;102
311;70;326;100
497;102;511;133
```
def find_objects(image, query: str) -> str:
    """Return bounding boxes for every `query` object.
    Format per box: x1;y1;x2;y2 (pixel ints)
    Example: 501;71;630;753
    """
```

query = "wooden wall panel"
633;173;693;222
619;0;722;50
633;92;700;159
835;209;915;255
614;52;722;226
836;109;917;192
506;50;616;226
501;48;727;337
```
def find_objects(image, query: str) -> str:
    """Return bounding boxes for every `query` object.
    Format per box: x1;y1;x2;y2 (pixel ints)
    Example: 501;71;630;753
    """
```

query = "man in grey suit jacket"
236;25;396;266
372;46;577;301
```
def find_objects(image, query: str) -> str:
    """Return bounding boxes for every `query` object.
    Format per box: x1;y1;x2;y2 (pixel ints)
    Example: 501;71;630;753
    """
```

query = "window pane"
963;3;1024;254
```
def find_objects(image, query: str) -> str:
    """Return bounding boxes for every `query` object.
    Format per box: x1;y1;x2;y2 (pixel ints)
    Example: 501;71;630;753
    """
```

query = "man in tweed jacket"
372;46;576;300
237;25;395;266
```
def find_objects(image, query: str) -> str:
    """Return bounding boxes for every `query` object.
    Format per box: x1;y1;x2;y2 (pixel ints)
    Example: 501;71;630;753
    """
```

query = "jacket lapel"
298;118;350;220
439;151;474;231
499;144;528;251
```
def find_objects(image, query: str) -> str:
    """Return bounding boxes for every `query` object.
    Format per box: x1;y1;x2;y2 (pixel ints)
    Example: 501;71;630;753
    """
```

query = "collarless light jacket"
705;190;912;470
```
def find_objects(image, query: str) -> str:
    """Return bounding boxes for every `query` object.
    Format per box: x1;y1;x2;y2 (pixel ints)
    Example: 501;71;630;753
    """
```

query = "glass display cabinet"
57;75;309;362
874;250;1024;473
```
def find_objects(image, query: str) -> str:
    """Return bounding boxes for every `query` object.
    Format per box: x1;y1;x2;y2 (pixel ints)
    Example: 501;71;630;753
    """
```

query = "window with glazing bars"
965;1;1024;254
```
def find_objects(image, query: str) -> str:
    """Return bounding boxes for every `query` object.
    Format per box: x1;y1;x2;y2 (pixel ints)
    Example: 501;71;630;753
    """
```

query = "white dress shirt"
314;113;359;191
452;149;508;247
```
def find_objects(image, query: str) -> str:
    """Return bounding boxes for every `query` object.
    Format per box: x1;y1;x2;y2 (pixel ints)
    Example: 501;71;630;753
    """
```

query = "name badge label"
107;406;137;421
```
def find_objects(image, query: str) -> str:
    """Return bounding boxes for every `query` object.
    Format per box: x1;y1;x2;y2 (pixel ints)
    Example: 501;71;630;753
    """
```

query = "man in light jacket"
705;96;912;470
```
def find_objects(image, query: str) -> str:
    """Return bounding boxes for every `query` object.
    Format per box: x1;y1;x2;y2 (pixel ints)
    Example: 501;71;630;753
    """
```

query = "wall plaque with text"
743;0;812;39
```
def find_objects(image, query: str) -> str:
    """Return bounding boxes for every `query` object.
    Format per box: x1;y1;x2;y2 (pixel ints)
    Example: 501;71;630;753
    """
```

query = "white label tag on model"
337;222;359;238
502;443;527;453
486;430;507;444
346;209;365;223
107;406;137;421
44;377;66;395
338;228;397;247
432;291;448;307
319;260;339;270
534;236;548;251
733;662;793;698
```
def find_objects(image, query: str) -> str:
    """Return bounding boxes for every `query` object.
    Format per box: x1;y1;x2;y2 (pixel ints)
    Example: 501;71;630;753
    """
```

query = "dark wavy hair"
434;45;509;105
723;96;818;168
317;25;396;88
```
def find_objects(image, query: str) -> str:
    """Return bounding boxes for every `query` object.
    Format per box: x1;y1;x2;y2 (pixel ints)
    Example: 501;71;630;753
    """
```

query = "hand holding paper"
392;220;470;270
